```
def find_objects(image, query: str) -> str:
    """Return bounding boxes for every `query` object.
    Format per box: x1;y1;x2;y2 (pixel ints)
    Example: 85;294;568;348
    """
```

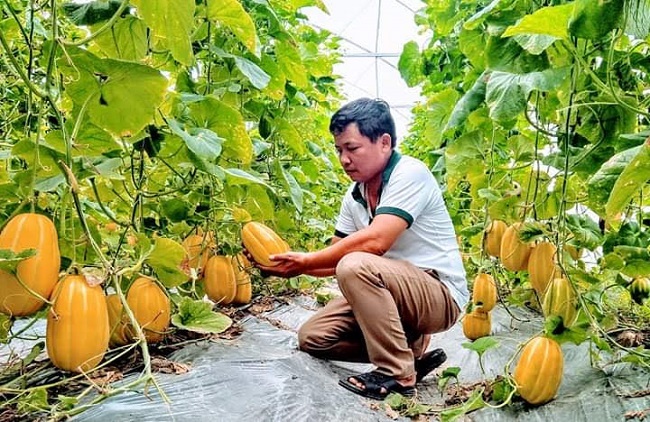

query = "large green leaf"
171;297;232;334
423;89;460;148
92;15;148;61
145;237;187;288
223;168;272;189
569;0;624;40
57;46;167;136
132;0;194;65
445;71;487;131
275;40;309;89
168;118;223;161
259;54;286;100
398;41;424;88
188;97;252;164
445;131;485;190
485;67;569;122
275;118;306;155
587;145;642;217
606;140;650;221
212;47;270;89
485;36;549;74
207;0;257;53
502;4;573;39
424;0;463;36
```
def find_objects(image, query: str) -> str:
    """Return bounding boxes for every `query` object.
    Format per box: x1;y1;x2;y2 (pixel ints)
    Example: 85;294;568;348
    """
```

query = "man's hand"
242;248;311;278
257;251;310;278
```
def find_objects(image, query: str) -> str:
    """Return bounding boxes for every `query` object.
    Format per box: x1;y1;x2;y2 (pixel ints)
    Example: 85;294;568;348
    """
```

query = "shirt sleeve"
375;161;438;227
334;187;357;237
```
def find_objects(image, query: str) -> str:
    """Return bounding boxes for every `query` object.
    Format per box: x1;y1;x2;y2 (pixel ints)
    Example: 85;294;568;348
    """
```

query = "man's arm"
257;214;408;277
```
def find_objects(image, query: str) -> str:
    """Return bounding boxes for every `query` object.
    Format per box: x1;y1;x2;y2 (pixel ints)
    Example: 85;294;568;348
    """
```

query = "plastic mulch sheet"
5;294;650;421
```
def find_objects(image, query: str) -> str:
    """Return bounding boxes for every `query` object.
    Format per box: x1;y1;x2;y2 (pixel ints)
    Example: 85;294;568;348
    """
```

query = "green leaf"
144;238;187;288
0;248;37;275
544;315;589;345
168;119;223;161
275;40;309;89
600;252;625;270
160;198;192;223
61;0;123;25
234;56;270;89
587;145;642;217
569;0;624;40
565;214;603;250
259;54;286;100
462;336;499;356
92;15;148;61
207;0;257;52
132;0;195;65
171;297;232;334
223;168;272;189
398;41;424;87
621;260;650;278
212;47;270;89
606;141;650;222
463;0;500;30
511;34;558;55
502;4;573;39
188;97;252;164
274;160;303;213
445;71;488;131
57;46;167;136
424;89;461;148
485;67;570;122
275;117;306;155
445;131;484;190
17;387;49;414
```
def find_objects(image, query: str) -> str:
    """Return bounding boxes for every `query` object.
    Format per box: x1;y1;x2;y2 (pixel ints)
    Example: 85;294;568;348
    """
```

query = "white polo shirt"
334;152;469;309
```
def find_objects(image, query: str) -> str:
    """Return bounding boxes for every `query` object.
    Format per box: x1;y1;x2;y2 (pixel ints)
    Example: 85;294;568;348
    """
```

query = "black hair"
329;98;396;148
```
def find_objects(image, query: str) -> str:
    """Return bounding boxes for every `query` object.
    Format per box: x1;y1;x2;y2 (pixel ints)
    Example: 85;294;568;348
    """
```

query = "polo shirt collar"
351;151;402;207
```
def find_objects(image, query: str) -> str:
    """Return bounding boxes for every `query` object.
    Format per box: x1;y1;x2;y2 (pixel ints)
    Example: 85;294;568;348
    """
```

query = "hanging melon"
500;223;532;272
241;222;289;267
513;336;564;405
46;274;110;373
484;220;507;258
126;276;171;344
462;309;491;340
0;213;61;316
232;254;252;305
182;231;215;277
528;241;557;295
204;255;237;305
106;294;133;347
542;277;578;328
629;277;650;305
472;273;497;312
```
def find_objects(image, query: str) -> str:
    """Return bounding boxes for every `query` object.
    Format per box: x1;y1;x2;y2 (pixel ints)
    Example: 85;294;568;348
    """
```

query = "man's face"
334;123;392;184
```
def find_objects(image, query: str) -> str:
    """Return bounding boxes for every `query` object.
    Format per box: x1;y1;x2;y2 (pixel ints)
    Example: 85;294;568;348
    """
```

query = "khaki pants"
298;252;460;379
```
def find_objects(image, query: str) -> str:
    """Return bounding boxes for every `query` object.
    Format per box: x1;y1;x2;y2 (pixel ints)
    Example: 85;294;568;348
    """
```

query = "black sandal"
415;348;447;382
338;371;416;400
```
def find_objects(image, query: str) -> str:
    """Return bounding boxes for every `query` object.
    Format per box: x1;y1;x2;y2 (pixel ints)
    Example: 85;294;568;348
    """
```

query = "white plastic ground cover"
4;295;648;421
72;297;649;422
